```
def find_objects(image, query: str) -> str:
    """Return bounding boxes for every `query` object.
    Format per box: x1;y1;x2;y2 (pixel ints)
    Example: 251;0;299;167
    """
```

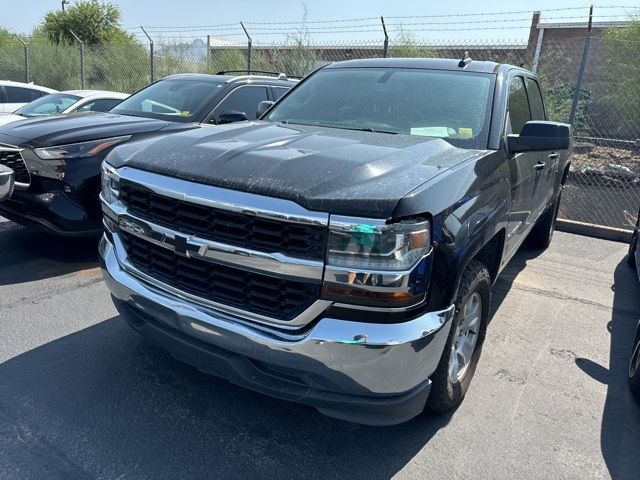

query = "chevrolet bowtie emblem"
174;234;188;255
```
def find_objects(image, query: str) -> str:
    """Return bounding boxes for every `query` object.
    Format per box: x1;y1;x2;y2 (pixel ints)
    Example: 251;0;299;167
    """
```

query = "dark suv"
0;73;295;235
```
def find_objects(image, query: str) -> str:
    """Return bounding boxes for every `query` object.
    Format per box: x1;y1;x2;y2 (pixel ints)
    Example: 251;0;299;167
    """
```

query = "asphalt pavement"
1;216;640;480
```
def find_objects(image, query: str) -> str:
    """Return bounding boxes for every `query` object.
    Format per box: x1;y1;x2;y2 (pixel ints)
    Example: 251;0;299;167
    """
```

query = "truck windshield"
265;67;494;149
110;79;225;122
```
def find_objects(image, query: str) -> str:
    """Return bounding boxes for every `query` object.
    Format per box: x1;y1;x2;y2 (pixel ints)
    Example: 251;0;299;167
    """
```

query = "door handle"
534;162;546;171
548;152;559;160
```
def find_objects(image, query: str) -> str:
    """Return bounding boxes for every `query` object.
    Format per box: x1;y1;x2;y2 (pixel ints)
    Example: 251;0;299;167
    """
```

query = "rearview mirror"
257;101;275;118
0;165;15;202
217;110;248;124
507;121;571;155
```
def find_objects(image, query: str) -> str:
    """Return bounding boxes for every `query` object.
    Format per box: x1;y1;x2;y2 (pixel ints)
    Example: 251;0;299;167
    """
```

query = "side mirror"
257;101;275;118
216;110;248;124
0;165;15;202
507;121;571;155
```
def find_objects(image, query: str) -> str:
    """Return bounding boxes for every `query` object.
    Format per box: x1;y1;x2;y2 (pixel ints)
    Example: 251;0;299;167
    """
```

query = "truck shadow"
0;316;455;479
0;221;99;286
574;260;640;479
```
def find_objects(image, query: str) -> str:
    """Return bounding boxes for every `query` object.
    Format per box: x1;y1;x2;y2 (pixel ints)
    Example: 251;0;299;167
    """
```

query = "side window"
272;87;289;101
213;86;269;121
525;78;545;121
5;86;44;103
507;76;530;134
76;99;123;113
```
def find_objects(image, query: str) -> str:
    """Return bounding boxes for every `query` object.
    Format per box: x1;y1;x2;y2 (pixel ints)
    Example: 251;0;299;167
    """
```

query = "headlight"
327;218;430;271
322;217;432;309
34;135;131;160
101;162;120;204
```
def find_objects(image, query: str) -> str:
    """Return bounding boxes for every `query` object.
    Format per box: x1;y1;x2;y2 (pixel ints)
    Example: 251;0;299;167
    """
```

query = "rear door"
505;74;538;256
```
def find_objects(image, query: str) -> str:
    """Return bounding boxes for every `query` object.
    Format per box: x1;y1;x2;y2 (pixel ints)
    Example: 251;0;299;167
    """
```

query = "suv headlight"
323;216;432;308
101;162;121;204
34;136;131;160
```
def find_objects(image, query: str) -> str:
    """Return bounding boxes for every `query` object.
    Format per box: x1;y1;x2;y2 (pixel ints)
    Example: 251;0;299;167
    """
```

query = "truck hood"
108;121;488;218
0;112;173;148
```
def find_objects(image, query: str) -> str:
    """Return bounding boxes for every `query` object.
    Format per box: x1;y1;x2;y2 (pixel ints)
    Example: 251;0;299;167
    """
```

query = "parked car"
99;58;572;425
626;207;640;401
0;80;57;112
0;165;13;202
0;73;296;235
0;90;129;126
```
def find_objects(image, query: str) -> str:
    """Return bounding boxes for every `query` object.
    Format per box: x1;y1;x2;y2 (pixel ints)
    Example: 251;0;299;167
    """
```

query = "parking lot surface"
1;216;640;480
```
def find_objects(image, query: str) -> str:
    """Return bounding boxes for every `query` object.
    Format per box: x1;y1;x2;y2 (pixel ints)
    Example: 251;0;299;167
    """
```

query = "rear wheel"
528;190;562;249
628;230;637;270
427;260;491;413
629;323;640;402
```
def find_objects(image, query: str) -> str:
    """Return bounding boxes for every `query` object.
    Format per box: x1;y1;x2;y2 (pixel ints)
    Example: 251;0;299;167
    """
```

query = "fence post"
569;5;593;126
140;26;154;83
381;16;389;58
241;22;252;74
69;30;85;89
15;36;29;83
532;27;544;74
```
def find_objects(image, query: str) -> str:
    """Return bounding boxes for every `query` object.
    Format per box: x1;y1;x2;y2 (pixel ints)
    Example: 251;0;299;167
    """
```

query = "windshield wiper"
359;127;398;135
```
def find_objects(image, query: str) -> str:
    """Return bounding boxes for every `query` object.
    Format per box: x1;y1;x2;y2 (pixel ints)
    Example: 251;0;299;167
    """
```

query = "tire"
528;190;562;249
628;230;637;270
427;260;491;413
629;323;640;402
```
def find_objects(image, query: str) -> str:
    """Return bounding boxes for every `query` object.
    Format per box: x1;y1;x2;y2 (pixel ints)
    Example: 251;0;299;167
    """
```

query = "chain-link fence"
1;12;639;233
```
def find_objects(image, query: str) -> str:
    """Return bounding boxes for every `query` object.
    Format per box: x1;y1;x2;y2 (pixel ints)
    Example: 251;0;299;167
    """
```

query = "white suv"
0;81;57;113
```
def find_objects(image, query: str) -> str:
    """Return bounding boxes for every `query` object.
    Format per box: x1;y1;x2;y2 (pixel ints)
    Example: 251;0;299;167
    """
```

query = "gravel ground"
1;217;640;480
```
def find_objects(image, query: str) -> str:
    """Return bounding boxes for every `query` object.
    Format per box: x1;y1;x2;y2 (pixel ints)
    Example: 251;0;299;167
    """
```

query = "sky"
1;0;637;43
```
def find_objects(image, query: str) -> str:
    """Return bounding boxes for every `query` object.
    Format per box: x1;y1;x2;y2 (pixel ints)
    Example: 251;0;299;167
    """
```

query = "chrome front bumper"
100;234;455;424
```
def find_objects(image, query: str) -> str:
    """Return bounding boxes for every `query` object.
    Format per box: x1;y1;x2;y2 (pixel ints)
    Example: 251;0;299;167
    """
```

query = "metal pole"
381;16;389;58
569;5;593;126
532;27;544;74
241;22;252;74
140;26;154;82
69;30;85;89
15;36;29;83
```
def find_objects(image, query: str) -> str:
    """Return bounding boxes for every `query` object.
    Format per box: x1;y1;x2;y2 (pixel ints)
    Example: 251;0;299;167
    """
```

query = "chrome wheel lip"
629;339;640;379
449;292;482;384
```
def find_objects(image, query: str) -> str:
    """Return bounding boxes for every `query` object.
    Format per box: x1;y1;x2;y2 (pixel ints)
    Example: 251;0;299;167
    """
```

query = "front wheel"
427;260;491;413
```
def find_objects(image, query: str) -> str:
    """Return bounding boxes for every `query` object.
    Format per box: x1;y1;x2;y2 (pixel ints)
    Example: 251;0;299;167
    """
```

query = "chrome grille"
120;231;321;321
0;150;29;185
119;181;326;261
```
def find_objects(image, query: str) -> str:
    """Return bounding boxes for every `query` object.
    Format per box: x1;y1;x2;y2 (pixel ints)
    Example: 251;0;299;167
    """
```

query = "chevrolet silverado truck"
0;73;294;235
99;58;571;425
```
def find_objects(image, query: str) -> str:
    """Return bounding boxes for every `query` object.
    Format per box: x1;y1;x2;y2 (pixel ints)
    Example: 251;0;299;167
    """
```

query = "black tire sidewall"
427;260;491;412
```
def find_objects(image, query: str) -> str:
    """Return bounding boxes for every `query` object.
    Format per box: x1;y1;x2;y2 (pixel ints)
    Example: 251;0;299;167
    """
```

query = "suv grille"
121;231;320;321
119;182;326;261
0;150;29;185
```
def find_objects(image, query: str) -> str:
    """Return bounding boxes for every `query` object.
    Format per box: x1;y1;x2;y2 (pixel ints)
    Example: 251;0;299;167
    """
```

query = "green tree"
41;0;132;45
603;17;640;137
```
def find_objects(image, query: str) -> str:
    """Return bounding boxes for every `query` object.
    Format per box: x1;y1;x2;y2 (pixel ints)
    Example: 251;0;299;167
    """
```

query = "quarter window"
507;76;531;134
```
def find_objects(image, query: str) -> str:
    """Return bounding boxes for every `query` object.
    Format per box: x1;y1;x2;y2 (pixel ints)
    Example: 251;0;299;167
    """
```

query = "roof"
324;58;504;74
0;80;57;93
61;90;129;99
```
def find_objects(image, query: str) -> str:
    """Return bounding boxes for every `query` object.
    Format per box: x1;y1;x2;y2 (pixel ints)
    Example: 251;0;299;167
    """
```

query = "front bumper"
100;234;455;425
